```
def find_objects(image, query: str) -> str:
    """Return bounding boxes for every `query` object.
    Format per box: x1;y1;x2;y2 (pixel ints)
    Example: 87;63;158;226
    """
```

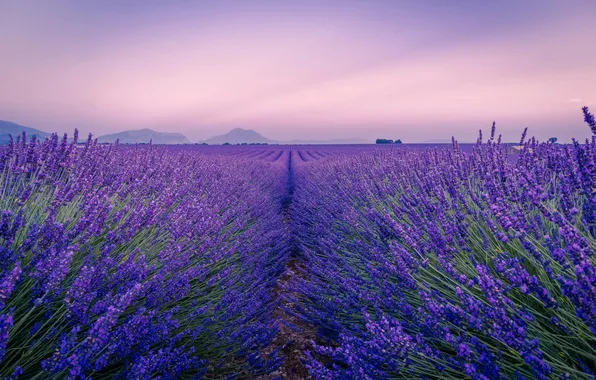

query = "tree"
395;139;403;144
548;137;557;144
376;138;393;144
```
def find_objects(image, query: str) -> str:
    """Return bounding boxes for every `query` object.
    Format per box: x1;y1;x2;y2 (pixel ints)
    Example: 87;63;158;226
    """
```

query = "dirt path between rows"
264;259;315;379
260;151;316;379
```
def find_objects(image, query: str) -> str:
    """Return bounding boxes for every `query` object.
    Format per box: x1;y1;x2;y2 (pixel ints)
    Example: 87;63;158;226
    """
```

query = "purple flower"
0;312;13;362
582;106;596;135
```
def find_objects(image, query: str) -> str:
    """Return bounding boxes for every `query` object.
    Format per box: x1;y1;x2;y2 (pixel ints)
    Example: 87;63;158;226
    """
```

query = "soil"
261;259;316;380
258;151;317;380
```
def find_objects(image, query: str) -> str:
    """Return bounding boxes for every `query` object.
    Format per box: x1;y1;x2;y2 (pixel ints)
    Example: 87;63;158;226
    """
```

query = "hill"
0;120;50;144
203;128;371;145
204;128;274;145
97;129;191;144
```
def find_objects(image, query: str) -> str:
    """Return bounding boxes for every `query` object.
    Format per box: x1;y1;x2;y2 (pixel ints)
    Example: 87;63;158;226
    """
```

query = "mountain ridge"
0;119;373;145
0;120;50;144
202;128;370;145
204;128;275;144
97;129;191;144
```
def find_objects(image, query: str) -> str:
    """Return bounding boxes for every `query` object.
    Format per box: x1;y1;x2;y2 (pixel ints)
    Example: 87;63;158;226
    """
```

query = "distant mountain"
203;128;372;145
97;129;191;144
283;138;370;145
204;128;274;144
0;120;50;144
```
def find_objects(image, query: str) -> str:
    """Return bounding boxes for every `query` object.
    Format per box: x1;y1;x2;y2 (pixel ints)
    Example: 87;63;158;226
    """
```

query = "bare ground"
258;258;316;380
257;151;319;379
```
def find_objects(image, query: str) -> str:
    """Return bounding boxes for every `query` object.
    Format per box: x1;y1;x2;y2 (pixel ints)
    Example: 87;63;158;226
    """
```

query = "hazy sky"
1;0;595;142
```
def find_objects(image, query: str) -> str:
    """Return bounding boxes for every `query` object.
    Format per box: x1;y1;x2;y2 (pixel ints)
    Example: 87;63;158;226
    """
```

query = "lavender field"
1;115;596;379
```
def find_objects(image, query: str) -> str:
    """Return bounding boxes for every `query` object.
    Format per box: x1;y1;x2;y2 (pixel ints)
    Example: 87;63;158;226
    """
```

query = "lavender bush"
291;126;596;378
1;108;595;379
0;133;289;378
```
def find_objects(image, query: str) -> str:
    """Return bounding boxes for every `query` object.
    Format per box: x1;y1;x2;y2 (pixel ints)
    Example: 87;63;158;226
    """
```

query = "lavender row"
291;127;596;378
0;133;289;379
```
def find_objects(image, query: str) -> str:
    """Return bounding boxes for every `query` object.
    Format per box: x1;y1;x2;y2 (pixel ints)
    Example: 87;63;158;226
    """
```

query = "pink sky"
0;0;595;142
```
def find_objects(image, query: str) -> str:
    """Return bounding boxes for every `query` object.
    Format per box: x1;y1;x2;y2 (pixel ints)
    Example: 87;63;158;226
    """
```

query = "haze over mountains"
1;121;192;145
0;120;373;145
202;128;369;144
0;120;50;144
204;128;275;144
97;129;191;144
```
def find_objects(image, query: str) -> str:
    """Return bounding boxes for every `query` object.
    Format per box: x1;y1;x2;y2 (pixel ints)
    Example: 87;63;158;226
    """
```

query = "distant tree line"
376;139;402;144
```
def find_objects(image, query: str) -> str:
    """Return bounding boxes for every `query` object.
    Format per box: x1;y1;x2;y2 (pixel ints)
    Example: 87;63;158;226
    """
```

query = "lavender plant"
0;133;289;378
2;109;595;379
583;107;596;136
291;128;596;379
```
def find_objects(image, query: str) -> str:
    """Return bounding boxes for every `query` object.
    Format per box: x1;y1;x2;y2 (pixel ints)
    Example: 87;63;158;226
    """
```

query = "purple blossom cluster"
0;132;290;378
291;131;596;378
